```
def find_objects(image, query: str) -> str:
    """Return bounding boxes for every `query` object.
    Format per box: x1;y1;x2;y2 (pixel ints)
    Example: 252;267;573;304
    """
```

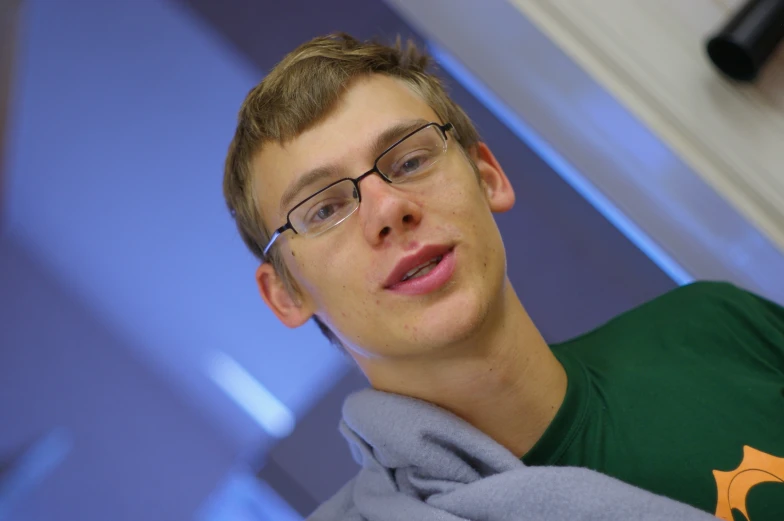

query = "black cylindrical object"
706;0;784;82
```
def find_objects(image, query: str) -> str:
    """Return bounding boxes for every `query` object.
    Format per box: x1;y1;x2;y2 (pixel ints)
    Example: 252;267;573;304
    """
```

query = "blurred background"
1;0;783;519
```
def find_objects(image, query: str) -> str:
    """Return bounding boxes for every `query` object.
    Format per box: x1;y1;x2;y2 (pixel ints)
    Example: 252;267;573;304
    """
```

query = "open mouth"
400;254;444;283
385;247;456;296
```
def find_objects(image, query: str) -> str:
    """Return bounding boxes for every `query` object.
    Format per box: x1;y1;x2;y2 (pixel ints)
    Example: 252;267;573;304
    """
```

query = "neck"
361;279;567;458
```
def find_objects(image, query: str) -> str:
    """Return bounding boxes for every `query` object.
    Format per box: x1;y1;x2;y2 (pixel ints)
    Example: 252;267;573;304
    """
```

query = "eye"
399;156;423;174
391;151;431;177
309;202;340;223
301;193;357;228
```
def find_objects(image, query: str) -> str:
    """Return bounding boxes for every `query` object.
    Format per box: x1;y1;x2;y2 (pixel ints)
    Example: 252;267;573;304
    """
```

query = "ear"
255;263;314;328
470;142;515;213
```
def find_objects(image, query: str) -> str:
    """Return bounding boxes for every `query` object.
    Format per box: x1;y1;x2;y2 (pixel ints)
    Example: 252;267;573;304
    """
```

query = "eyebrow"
278;118;431;215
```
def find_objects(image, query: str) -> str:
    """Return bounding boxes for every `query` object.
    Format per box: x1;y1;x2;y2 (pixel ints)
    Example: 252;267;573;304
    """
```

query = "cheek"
307;252;395;347
445;182;505;277
283;245;327;302
440;182;489;233
291;239;374;318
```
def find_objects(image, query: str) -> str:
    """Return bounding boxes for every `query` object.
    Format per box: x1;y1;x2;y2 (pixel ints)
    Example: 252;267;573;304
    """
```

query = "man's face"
253;74;514;360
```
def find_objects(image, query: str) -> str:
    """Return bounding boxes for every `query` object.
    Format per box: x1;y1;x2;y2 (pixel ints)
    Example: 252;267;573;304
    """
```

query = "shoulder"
620;280;756;325
623;280;784;359
659;280;780;323
564;281;744;341
553;280;777;355
624;280;784;339
651;280;743;307
553;280;784;378
667;280;745;300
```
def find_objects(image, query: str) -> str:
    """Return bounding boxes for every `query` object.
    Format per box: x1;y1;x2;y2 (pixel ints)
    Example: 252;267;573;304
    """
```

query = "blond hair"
223;32;480;349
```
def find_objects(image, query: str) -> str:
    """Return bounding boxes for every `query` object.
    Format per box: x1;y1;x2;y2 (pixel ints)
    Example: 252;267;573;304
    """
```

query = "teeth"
412;263;437;279
401;255;443;282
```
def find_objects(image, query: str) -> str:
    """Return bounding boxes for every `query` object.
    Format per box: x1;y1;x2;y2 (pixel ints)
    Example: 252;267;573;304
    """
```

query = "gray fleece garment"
307;388;717;520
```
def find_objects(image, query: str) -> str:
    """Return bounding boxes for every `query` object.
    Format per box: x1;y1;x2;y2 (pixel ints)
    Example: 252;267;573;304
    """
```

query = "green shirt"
523;281;784;521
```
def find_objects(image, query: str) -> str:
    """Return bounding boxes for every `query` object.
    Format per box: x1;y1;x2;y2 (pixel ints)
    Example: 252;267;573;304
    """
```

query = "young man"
223;33;784;520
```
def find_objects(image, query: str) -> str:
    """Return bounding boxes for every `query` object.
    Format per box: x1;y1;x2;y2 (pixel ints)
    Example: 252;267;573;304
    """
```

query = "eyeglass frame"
262;121;454;258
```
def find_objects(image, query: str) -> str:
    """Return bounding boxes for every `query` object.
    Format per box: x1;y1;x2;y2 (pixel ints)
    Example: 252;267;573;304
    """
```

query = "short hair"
223;32;481;352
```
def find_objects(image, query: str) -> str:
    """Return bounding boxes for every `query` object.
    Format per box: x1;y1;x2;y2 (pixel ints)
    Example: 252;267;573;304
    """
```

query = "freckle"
376;299;380;304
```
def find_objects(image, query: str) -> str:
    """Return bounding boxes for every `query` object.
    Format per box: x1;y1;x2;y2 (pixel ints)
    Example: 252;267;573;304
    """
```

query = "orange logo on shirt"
713;445;784;521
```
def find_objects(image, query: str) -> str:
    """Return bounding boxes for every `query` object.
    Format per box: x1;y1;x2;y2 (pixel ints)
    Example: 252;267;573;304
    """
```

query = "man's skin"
253;74;567;458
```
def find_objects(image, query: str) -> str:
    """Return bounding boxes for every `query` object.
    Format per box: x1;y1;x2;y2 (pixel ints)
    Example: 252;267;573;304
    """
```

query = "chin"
409;284;492;350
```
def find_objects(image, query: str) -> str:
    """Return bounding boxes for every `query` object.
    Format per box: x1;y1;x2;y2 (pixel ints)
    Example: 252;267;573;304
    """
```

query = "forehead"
252;75;441;223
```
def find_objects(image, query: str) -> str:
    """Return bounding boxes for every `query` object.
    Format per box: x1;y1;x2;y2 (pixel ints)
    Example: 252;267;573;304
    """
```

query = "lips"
383;244;454;288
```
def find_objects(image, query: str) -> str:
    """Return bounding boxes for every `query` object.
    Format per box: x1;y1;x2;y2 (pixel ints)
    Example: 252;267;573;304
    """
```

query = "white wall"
510;0;784;274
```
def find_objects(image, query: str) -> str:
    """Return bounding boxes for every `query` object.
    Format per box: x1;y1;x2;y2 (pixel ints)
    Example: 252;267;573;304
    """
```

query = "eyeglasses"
263;122;453;258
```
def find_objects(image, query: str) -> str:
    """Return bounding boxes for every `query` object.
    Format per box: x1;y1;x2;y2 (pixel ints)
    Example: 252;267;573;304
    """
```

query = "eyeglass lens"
289;125;447;235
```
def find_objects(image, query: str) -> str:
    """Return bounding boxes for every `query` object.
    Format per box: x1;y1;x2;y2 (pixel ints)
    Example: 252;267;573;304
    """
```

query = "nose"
358;174;423;246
